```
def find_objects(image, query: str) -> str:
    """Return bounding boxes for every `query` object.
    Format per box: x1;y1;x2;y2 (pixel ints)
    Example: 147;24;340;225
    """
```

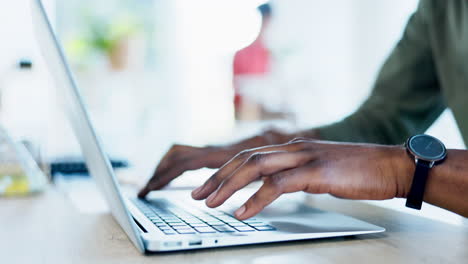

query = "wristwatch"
405;134;447;210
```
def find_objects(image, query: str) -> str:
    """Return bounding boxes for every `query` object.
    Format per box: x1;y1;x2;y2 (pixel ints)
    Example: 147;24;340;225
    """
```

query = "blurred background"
0;0;465;222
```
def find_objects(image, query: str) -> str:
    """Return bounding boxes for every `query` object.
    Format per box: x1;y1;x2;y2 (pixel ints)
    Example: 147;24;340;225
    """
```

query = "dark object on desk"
50;158;129;178
18;59;33;69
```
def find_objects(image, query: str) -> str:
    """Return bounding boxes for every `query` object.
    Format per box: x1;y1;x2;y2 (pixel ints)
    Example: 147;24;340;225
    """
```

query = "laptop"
31;0;384;253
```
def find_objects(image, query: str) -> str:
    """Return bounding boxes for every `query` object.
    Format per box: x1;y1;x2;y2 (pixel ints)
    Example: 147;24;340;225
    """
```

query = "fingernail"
206;192;217;205
235;205;246;218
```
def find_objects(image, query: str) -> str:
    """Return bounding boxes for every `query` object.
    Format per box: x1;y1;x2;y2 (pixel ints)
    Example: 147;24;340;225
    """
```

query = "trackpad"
258;205;375;233
219;195;381;234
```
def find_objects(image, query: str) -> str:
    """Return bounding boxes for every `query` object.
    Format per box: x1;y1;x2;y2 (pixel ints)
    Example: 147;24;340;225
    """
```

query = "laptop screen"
31;0;145;252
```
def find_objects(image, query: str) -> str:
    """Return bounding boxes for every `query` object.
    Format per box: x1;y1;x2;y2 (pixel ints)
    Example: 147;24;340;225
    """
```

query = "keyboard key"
173;226;193;230
162;230;177;235
223;220;243;225
213;226;236;233
177;229;196;234
206;221;224;225
253;225;276;231
217;218;239;223
158;213;173;216
247;222;267;227
201;219;218;223
160;216;178;220
228;222;249;227
169;223;189;227
178;216;195;220
190;223;209;227
210;223;229;226
160;214;177;217
244;219;260;223
234;226;255;232
165;219;182;224
159;214;176;218
185;219;203;224
208;211;227;216
194;227;217;233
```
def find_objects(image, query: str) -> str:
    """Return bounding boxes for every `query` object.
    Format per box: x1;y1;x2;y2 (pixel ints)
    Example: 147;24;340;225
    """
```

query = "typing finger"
234;166;320;220
205;151;311;208
191;142;305;200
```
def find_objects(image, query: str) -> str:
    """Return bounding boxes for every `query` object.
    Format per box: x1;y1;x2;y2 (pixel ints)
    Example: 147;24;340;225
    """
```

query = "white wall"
0;0;59;150
260;0;418;128
0;0;54;69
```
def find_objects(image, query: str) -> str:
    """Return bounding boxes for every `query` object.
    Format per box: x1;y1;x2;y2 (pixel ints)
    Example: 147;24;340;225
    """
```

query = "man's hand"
138;129;301;198
191;139;414;220
138;145;240;197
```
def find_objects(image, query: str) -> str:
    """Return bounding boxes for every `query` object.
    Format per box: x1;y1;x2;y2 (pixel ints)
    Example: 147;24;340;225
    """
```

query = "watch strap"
406;160;431;210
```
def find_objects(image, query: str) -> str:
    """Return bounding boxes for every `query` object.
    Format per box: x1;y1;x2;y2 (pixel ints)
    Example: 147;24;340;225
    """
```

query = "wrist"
390;145;415;198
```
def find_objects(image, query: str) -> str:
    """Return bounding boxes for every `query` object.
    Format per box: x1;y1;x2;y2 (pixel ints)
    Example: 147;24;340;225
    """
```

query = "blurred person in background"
140;0;468;218
233;3;285;120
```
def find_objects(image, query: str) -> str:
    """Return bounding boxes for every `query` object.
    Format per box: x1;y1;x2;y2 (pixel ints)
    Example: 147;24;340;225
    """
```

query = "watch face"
408;135;446;161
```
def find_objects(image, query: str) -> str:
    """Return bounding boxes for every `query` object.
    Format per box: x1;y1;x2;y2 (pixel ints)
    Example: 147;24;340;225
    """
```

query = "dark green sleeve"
318;0;446;145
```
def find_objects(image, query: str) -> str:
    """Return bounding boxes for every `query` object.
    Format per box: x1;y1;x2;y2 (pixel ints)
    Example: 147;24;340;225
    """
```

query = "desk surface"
2;188;467;264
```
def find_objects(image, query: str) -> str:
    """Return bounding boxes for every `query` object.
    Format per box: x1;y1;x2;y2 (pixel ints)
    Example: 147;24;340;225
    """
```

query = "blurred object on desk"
49;156;129;179
0;124;48;196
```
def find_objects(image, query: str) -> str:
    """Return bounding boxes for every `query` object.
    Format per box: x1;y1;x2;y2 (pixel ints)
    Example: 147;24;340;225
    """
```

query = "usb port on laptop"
189;240;202;246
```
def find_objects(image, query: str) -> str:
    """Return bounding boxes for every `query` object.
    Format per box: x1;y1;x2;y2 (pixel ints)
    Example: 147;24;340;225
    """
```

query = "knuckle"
171;144;194;153
166;145;183;158
171;144;183;151
267;174;286;192
248;194;262;207
247;152;265;165
207;173;221;186
237;149;252;159
290;140;309;150
289;137;308;143
245;197;257;209
310;158;327;171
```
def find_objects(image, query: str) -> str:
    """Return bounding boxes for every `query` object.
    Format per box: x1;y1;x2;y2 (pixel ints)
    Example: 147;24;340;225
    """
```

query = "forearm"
423;149;468;217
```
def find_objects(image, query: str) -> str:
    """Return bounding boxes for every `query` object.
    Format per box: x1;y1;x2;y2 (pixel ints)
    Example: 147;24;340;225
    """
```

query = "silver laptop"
31;0;384;253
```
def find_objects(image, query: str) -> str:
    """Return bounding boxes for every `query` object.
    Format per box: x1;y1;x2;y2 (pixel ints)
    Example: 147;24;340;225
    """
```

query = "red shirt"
233;37;271;106
233;37;270;76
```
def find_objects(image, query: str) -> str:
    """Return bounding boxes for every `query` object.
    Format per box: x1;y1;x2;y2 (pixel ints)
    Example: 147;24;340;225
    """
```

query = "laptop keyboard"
132;198;276;235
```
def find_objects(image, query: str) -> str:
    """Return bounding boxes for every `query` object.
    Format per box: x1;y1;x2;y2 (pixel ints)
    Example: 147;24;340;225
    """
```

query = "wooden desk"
1;188;467;264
